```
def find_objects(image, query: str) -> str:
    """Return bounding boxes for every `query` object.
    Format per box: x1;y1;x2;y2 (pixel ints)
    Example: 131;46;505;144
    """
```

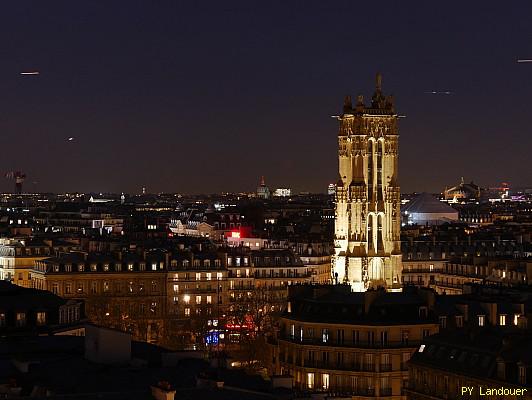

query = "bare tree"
228;286;278;371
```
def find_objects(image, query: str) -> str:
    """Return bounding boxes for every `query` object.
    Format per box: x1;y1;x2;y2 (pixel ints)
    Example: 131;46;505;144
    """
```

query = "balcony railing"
279;335;420;349
285;359;375;372
380;363;392;372
402;268;442;274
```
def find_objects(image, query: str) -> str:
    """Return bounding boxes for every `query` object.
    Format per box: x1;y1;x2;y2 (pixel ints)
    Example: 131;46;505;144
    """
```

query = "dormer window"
497;360;506;380
439;316;447;329
419;307;428;318
519;365;526;385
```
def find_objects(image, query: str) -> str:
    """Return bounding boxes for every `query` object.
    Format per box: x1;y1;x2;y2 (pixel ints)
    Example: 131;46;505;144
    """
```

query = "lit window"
184;295;190;304
128;264;134;271
196;295;201;305
16;312;26;327
173;284;179;293
206;273;212;281
151;263;157;271
307;373;314;389
207;295;212;304
499;314;506;326
322;373;329;390
216;272;222;281
196;273;201;281
36;312;46;325
514;314;520;326
322;328;329;343
418;344;425;353
184;308;190;317
478;315;485;327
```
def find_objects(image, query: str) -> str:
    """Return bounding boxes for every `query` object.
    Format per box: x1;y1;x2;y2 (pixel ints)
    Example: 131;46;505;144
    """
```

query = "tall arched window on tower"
367;214;374;252
377;140;383;202
377;214;384;252
367;140;374;203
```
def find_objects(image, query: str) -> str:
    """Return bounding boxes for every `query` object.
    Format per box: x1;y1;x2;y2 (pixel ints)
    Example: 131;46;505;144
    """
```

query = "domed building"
256;176;271;199
401;192;459;226
443;177;482;202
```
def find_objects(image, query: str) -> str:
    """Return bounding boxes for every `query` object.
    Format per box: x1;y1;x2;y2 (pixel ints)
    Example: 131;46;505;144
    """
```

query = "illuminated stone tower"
333;73;402;292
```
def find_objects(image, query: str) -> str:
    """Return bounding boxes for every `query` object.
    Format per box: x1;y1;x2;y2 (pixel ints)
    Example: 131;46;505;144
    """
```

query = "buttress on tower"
333;74;402;292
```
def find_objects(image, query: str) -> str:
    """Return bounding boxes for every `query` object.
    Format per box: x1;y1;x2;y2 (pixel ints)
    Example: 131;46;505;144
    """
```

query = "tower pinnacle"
376;72;382;91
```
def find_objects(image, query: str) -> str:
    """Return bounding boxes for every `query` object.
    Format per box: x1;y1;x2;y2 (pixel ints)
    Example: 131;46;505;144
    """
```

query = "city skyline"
1;1;532;194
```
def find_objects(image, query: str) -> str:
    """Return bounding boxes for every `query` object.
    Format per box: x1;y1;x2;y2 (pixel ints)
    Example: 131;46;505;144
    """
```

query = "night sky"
1;1;532;194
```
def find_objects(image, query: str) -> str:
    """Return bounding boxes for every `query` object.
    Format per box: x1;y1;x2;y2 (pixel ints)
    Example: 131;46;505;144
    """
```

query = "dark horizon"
1;1;532;194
